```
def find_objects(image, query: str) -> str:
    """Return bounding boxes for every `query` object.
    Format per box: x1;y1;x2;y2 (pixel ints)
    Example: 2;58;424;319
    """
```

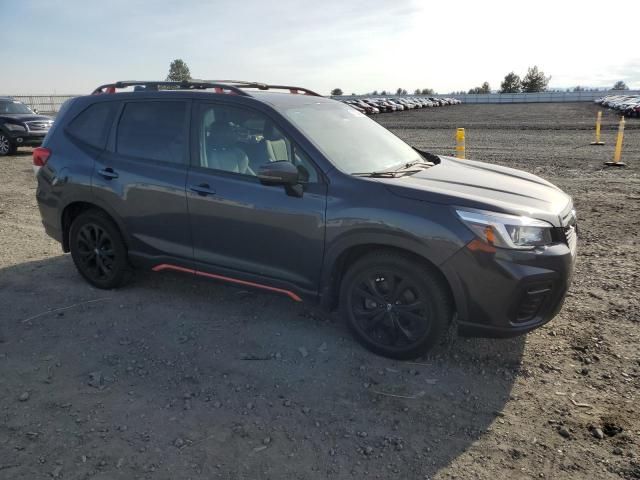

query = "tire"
0;133;16;156
69;209;133;289
340;251;452;359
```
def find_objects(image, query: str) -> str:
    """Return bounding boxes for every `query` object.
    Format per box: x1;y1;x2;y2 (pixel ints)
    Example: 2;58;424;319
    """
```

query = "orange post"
605;116;626;167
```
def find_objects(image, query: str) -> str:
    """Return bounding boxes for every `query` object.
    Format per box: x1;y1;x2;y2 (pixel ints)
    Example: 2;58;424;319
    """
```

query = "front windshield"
283;102;421;174
0;100;33;115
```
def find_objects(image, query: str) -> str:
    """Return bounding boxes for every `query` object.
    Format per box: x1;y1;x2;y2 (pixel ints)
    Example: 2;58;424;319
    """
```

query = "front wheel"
0;133;16;156
340;251;453;359
69;210;132;289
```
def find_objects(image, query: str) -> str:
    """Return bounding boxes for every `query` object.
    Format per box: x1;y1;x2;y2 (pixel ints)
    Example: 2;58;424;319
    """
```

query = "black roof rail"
91;80;322;97
207;80;322;97
91;80;251;96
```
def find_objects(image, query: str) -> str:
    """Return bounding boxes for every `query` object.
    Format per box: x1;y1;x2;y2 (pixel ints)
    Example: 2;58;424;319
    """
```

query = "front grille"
26;121;53;132
515;285;552;323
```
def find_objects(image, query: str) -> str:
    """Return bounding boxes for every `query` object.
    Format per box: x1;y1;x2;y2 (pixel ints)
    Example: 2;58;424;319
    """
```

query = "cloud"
552;59;640;89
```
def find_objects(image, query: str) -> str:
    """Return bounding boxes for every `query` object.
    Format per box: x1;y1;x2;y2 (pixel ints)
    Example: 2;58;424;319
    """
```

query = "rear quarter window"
66;102;117;149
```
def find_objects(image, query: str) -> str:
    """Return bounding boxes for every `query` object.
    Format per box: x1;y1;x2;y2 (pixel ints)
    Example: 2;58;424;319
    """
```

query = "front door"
186;101;327;295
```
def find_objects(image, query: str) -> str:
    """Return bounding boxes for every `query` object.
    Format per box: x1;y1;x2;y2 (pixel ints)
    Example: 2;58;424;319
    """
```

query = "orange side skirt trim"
151;264;303;302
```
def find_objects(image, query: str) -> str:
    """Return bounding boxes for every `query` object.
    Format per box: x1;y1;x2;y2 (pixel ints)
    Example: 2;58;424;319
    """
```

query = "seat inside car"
263;122;289;162
204;122;254;175
242;120;291;172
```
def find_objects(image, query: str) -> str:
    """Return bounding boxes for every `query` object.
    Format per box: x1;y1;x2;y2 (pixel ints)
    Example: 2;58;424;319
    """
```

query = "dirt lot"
0;102;638;480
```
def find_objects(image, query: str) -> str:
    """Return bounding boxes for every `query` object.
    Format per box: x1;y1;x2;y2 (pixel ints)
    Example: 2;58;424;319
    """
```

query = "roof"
87;80;337;109
248;91;336;108
91;80;322;97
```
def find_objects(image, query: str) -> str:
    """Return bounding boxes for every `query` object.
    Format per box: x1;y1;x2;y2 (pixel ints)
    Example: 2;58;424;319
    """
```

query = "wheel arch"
60;200;129;253
320;236;458;315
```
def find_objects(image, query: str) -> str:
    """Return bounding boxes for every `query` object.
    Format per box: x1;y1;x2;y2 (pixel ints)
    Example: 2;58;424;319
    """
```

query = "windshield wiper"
392;160;434;172
352;156;436;178
352;167;425;178
351;171;404;178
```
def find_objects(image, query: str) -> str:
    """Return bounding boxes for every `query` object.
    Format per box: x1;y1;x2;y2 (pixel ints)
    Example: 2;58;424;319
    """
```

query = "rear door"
92;99;192;262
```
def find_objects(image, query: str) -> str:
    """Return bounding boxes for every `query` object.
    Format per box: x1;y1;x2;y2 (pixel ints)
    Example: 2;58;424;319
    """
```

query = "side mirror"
257;161;299;186
33;108;39;114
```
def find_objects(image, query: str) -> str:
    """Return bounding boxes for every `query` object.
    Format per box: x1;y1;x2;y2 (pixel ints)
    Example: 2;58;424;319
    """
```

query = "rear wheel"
69;210;132;289
0;134;16;156
340;251;452;359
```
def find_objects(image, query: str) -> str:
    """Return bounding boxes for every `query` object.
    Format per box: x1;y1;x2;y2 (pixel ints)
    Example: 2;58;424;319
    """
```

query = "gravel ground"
0;102;638;480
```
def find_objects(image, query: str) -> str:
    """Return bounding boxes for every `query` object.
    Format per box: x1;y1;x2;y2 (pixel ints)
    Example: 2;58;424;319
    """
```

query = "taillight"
33;147;51;167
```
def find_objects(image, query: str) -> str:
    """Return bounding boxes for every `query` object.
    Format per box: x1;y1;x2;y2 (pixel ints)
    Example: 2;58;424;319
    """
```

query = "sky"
1;0;639;95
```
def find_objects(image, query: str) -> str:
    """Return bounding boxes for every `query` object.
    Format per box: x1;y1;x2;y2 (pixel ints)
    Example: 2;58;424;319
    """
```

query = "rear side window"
116;101;187;164
66;102;116;149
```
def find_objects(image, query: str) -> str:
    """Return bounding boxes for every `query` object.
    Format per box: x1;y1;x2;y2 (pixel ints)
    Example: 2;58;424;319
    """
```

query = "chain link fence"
5;90;640;114
4;95;78;115
448;90;640;104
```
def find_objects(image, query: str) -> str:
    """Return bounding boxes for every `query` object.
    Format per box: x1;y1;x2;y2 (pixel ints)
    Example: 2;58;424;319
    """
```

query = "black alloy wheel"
69;210;132;289
0;134;16;156
76;223;116;281
341;251;452;359
350;271;431;349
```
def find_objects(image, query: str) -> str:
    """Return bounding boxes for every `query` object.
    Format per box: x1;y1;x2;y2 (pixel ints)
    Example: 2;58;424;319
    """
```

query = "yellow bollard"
605;116;626;167
455;128;465;159
590;111;605;145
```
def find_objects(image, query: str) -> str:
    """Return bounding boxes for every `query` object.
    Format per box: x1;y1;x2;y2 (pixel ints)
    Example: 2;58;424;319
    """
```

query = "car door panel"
187;101;327;293
94;154;191;258
92;100;192;260
187;169;326;290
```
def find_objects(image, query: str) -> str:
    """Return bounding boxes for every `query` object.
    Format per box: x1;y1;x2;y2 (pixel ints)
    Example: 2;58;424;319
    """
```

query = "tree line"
331;67;552;97
164;59;631;96
466;66;551;94
330;88;435;96
469;67;629;94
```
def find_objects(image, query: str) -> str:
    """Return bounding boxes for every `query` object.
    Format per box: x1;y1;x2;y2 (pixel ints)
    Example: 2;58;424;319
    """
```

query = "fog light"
515;285;551;323
16;137;24;143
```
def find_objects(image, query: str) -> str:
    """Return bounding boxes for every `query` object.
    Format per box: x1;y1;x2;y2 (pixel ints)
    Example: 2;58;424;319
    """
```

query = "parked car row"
595;95;640;118
341;96;461;114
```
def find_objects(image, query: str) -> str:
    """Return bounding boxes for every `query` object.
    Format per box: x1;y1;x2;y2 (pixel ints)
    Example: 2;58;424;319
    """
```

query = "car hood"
382;156;572;227
0;114;53;123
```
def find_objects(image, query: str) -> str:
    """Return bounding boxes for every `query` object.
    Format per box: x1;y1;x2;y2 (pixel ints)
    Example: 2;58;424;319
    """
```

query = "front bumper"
441;241;575;338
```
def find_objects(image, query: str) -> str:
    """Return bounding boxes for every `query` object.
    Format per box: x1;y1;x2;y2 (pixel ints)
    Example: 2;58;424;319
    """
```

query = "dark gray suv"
35;81;577;359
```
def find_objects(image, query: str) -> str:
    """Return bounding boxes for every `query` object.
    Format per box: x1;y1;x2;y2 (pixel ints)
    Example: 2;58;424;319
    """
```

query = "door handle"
98;167;119;180
189;183;216;196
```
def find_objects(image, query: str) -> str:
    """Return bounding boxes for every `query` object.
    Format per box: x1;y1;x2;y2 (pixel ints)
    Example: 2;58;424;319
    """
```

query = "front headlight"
5;123;26;132
456;209;554;250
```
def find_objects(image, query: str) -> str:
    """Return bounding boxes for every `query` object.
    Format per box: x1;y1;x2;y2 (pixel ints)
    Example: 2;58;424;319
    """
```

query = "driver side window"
196;103;318;183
